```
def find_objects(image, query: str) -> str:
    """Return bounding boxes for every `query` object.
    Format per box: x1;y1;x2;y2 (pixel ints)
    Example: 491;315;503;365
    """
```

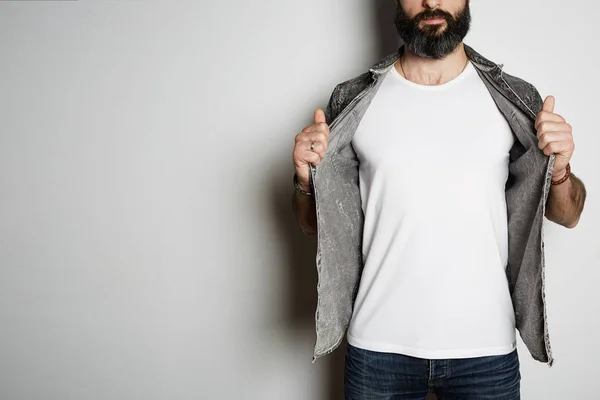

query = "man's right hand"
293;108;330;192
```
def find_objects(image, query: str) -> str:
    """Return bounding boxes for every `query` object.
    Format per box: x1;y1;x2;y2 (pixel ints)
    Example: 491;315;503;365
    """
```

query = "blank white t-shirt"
347;61;517;359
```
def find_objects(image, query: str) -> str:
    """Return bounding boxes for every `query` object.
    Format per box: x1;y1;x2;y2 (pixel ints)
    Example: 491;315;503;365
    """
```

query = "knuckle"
536;122;543;132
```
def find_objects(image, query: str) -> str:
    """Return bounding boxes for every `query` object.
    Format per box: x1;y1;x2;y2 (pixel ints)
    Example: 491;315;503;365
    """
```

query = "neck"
396;43;468;85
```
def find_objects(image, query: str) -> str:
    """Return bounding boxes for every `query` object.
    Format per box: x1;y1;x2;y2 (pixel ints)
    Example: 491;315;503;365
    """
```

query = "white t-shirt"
347;61;517;359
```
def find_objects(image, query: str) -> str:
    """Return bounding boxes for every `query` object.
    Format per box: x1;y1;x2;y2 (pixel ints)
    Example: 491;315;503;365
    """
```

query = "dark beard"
394;3;471;60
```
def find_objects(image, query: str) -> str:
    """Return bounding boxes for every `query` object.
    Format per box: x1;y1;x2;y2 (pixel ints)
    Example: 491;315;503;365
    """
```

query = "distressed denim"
344;343;521;400
308;44;556;366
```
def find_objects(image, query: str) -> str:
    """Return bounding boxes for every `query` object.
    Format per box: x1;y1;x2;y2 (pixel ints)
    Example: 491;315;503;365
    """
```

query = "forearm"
292;190;317;236
545;171;586;228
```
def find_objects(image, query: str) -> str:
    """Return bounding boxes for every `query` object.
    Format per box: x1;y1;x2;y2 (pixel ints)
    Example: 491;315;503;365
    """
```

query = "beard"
394;2;471;60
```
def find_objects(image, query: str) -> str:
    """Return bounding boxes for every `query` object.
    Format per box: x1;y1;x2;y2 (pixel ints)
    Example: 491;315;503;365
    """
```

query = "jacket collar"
369;43;500;77
365;43;542;119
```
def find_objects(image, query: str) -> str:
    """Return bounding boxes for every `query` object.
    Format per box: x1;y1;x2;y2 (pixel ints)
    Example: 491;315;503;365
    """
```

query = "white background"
0;1;597;399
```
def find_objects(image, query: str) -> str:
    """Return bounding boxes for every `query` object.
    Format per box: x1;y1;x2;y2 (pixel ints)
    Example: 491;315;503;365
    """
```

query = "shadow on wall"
274;1;434;399
373;0;402;59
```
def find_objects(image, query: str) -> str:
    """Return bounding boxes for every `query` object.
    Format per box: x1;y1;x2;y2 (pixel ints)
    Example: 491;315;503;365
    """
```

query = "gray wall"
0;1;597;399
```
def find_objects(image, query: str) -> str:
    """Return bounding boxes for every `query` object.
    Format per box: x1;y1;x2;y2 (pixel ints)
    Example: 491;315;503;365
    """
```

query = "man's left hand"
535;95;575;179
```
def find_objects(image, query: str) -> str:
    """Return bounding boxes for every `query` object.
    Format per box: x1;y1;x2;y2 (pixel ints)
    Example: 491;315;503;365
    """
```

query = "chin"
422;26;448;36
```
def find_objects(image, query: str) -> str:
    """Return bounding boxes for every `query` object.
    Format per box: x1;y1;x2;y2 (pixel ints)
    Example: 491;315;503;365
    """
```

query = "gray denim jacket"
308;44;556;366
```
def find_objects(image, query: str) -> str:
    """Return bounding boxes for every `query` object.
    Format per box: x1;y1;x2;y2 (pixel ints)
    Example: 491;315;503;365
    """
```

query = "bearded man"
291;1;587;398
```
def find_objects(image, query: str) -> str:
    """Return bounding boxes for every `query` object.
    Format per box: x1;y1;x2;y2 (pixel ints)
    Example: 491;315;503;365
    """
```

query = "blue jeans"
344;343;520;400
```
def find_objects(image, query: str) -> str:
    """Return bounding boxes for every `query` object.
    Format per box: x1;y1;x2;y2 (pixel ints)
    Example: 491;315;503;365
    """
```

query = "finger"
303;150;322;167
293;148;321;169
537;132;573;150
307;141;327;159
542;96;555;113
294;133;328;157
542;140;571;157
297;131;329;145
535;111;565;130
302;122;330;137
536;121;572;138
297;137;327;158
314;108;326;124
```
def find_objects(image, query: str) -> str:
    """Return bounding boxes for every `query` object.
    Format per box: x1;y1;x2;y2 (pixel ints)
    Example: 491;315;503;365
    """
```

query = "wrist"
293;173;312;195
551;163;571;186
298;182;311;192
552;168;567;180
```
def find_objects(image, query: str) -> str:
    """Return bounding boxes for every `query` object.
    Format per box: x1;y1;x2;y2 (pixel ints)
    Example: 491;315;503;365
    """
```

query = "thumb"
314;108;326;124
542;95;555;113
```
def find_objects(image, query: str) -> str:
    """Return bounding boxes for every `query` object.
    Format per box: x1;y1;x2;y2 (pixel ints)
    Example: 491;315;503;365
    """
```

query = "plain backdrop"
0;1;597;399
